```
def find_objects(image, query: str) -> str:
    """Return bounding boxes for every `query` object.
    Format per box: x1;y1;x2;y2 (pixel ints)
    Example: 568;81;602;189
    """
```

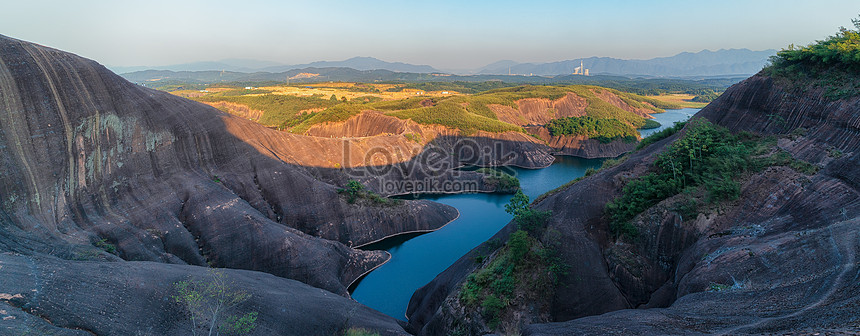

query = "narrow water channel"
349;109;698;319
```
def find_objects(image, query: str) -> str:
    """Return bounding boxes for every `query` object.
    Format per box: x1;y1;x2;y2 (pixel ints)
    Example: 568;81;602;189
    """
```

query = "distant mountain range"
110;57;439;75
110;49;775;78
478;49;777;77
111;49;776;78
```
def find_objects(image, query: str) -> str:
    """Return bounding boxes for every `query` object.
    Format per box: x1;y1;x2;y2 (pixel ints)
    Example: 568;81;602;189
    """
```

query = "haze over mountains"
112;48;776;78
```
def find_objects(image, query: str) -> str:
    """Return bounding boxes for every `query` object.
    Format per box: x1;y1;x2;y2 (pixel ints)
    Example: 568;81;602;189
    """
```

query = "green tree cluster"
505;191;552;234
337;180;402;206
545;116;638;143
691;90;719;103
476;168;520;193
770;16;860;71
766;14;860;99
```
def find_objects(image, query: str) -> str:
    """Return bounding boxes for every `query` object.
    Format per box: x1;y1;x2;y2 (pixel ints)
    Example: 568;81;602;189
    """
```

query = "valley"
1;12;860;336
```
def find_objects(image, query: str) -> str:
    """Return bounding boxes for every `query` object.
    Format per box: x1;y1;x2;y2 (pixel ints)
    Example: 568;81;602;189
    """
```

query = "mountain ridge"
110;49;775;77
477;48;777;77
110;56;440;74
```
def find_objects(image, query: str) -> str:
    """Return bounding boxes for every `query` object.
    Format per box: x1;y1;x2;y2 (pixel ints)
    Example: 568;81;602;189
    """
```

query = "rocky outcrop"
306;111;421;138
407;73;860;334
202;101;265;122
526;126;637;158
0;34;465;302
591;88;656;119
492;93;588;126
300;111;557;196
0;253;409;335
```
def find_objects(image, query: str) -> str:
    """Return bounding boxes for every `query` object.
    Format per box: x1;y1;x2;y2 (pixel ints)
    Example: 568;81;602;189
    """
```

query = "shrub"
337;180;402;206
94;238;116;254
481;294;505;329
458;228;552;332
606;119;819;240
172;270;257;336
636;121;687;150
691;90;720;103
344;328;381;336
476;168;521;193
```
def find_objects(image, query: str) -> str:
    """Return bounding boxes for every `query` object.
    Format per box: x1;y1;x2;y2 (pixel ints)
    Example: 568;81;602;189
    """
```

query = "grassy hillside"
182;84;678;136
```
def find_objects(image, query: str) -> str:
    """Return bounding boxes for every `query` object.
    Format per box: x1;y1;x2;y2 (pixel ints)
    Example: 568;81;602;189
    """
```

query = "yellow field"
646;94;708;109
258;83;458;101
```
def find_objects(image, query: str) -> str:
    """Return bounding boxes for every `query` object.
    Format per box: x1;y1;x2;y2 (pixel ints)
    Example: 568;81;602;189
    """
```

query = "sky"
1;0;858;70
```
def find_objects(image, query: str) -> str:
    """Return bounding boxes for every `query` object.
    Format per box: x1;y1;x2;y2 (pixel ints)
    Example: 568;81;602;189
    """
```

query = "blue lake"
639;108;699;138
349;109;698;319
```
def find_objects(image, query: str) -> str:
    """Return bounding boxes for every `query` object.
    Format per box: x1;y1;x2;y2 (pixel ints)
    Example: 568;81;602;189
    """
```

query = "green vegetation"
404;132;422;143
459;191;560;331
640;119;661;129
828;147;845;158
386;102;522;134
344;328;381;336
691;90;720;103
337;180;403;206
505;190;553;234
459;231;552;330
94;238;116;254
196;93;338;128
605;120;819;240
546;116;638;143
190;84;680;137
290;104;365;133
220;89;272;96
172;270;258;336
398;81;516;94
370;96;433;111
476;168;521;193
611;89;682;111
636;121;687;150
765;15;860;99
533;175;584;205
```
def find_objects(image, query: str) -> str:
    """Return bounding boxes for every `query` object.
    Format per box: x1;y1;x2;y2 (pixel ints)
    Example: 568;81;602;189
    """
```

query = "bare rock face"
0;34;465;301
0;253;409;335
407;73;860;334
526;126;637;159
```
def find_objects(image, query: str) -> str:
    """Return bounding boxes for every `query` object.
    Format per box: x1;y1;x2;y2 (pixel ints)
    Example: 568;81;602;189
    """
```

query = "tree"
173;270;258;336
330;94;338;101
504;190;530;218
505;190;551;234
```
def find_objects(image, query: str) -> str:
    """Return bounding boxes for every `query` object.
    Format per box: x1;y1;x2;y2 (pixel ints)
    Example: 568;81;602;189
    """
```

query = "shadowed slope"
0;34;460;298
407;72;860;334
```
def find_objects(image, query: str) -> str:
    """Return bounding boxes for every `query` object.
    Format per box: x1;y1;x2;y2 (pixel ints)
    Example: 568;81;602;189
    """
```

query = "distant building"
573;60;589;76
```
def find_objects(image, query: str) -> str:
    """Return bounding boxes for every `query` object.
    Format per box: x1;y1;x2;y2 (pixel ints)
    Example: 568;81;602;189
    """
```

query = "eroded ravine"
350;110;696;320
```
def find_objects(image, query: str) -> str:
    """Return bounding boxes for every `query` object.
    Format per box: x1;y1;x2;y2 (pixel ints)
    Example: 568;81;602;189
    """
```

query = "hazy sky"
2;0;858;69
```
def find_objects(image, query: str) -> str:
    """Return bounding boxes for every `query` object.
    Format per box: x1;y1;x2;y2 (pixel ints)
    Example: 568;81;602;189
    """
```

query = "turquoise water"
639;108;699;138
349;109;698;319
